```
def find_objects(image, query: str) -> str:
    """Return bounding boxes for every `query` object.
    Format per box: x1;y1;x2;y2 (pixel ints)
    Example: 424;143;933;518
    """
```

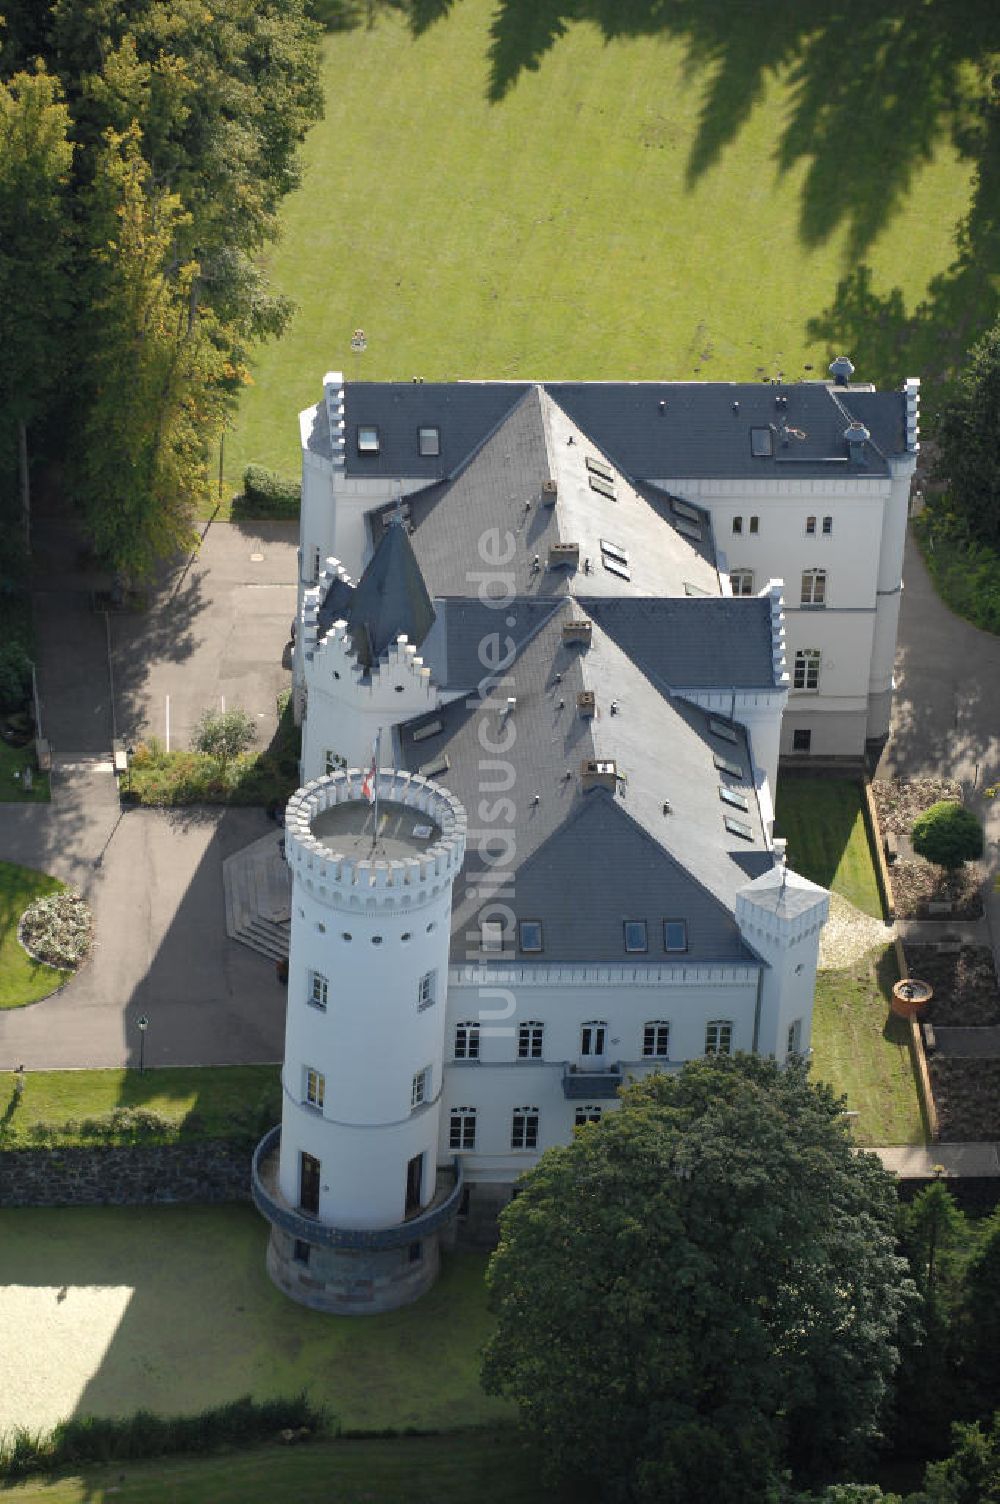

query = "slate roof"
323;378;909;482
396;599;772;963
583;597;775;692
342;519;436;668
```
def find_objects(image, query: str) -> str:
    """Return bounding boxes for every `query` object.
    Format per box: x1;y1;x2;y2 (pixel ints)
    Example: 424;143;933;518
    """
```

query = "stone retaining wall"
0;1141;253;1208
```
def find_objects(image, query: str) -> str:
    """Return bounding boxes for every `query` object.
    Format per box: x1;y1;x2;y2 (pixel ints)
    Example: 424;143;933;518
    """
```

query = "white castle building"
253;362;916;1313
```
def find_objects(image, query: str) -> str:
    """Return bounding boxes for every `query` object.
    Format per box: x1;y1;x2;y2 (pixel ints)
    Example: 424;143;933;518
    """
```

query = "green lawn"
0;739;50;802
0;862;68;1009
1;1431;559;1504
811;945;927;1147
0;1066;280;1147
0;1206;508;1435
774;777;884;919
224;2;985;490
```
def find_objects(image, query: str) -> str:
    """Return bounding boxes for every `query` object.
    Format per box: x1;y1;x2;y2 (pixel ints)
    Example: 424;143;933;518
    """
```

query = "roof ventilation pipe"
829;354;855;386
844;421;870;465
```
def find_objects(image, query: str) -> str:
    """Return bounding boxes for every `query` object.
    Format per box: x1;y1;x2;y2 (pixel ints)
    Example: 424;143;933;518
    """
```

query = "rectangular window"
324;749;345;775
643;1022;671;1058
708;716;739;745
518;1021;544;1059
793;649;821;691
705;1020;734;1056
311;546;321;582
787;1019;803;1057
719;784;750;812
454;1021;480;1060
801;569;827;606
511;1109;539;1150
729;569;754;597
357;425;380;454
309;972;328;1011
663;920;687;953
411;1066;430;1110
714;753;744;780
750;428;773;457
304;1068;325;1110
805;515;816;535
481;920;504;953
292;1239;310;1265
417;971;436;1011
449;1108;477;1150
581;1022;607;1057
405;1152;423;1214
519;920;543;953
732;515;743;535
574;1105;602;1127
749;515;759;534
600;539;629;566
623;920;648;953
822;515;833;535
793;728;812;752
724;814;754;840
671;497;702;523
418;426;440;457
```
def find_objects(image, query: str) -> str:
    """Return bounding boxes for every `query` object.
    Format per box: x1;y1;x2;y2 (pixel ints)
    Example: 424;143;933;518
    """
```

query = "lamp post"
138;1014;149;1074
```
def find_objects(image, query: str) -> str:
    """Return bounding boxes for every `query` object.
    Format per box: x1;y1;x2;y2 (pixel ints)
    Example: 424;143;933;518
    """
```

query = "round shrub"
911;800;983;869
19;891;93;969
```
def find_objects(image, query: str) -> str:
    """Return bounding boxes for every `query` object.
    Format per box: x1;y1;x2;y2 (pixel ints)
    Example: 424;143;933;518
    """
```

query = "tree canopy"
934;318;1000;548
483;1056;915;1504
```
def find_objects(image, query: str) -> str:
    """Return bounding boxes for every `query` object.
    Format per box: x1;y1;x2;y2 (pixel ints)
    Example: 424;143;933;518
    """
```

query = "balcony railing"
251;1125;464;1250
561;1063;624;1100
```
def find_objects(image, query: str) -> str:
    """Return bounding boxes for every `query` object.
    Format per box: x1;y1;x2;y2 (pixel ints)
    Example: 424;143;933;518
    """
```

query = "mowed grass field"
774;777;884;919
225;0;981;485
0;862;68;1009
0;1207;507;1436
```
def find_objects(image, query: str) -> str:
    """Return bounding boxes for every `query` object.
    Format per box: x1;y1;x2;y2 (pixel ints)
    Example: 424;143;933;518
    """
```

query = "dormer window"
418;426;440;457
357;425;380;455
750;427;773;457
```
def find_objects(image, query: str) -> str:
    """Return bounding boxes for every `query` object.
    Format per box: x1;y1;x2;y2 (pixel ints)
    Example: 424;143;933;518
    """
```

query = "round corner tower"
252;767;467;1314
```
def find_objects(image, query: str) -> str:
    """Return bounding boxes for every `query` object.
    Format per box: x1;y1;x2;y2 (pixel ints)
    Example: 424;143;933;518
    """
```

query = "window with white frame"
623;920;648;953
822;515;833;535
574;1104;602;1127
581;1021;607;1057
324;749;346;775
801;568;827;606
454;1021;480;1060
449;1106;477;1150
793;649;821;691
519;919;543;953
643;1021;671;1058
511;1107;539;1149
417;971;436;1011
309;971;328;1010
418;425;440;457
411;1066;431;1109
705;1020;734;1056
787;1019;803;1057
805;515;817;535
304;1067;325;1110
729;569;754;597
518;1021;544;1059
357;425;380;454
749;515;759;534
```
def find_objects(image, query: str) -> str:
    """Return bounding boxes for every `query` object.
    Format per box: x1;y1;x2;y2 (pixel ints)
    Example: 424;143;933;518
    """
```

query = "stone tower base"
266;1225;442;1314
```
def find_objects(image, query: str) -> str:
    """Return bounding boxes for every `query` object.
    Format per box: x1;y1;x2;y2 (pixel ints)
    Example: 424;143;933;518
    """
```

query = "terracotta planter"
891;977;933;1018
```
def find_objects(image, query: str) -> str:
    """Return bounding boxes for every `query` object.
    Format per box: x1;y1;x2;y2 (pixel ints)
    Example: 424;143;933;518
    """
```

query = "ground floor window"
705;1020;734;1056
292;1239;310;1265
643;1021;671;1058
449;1107;477;1150
511;1108;539;1150
574;1105;602;1127
792;728;812;752
787;1019;803;1057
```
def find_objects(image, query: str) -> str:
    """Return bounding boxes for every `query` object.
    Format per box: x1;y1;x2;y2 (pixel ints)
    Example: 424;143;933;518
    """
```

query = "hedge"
241;465;301;517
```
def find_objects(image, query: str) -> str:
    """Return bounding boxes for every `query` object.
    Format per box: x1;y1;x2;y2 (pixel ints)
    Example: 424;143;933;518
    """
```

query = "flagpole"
371;726;381;853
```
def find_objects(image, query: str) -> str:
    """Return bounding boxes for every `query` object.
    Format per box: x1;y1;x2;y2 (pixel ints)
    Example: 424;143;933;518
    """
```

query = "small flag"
361;740;377;804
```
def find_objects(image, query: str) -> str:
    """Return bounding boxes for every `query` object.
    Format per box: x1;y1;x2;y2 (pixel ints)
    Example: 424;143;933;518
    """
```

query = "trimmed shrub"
0;1394;327;1478
912;800;984;869
241;465;301;517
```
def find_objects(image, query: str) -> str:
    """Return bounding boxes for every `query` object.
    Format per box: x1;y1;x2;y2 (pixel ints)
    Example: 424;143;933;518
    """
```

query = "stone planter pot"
892;977;934;1018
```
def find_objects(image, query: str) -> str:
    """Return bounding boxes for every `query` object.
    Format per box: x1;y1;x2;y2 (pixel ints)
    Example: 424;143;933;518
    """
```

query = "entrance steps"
223;829;291;962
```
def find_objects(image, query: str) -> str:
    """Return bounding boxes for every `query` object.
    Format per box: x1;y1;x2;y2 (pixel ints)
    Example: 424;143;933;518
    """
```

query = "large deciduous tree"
934;318;1000;547
483;1056;915;1504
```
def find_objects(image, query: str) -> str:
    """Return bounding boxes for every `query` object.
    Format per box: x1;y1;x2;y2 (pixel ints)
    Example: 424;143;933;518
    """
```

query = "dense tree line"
0;1;322;578
482;1055;1000;1503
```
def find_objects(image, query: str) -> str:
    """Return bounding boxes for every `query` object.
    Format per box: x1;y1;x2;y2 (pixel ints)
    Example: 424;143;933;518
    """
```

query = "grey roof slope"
582;596;776;691
373;386;720;601
396;599;771;962
336;378;908;482
344;519;436;669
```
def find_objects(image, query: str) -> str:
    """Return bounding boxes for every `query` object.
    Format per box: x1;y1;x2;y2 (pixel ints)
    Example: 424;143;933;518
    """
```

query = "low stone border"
17;893;93;972
895;931;940;1142
861;776;895;922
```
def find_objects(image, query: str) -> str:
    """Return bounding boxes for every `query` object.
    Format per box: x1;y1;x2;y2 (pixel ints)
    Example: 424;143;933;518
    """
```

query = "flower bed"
870;778;982;918
904;945;1000;1027
19;892;92;970
928;1058;1000;1141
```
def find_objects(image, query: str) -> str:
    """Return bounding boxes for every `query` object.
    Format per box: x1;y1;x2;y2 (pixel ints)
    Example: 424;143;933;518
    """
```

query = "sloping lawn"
0;862;68;1009
774;777;884;919
0;1432;558;1504
223;2;980;492
811;944;927;1147
0;1066;280;1147
0;1206;507;1436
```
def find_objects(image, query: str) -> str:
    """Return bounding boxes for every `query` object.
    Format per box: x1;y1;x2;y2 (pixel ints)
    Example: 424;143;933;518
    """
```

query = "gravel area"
0;1282;134;1433
871;777;963;837
818;893;893;971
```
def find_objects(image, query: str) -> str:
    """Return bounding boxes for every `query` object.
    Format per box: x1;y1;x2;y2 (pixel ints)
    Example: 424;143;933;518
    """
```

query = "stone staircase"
223;829;292;962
